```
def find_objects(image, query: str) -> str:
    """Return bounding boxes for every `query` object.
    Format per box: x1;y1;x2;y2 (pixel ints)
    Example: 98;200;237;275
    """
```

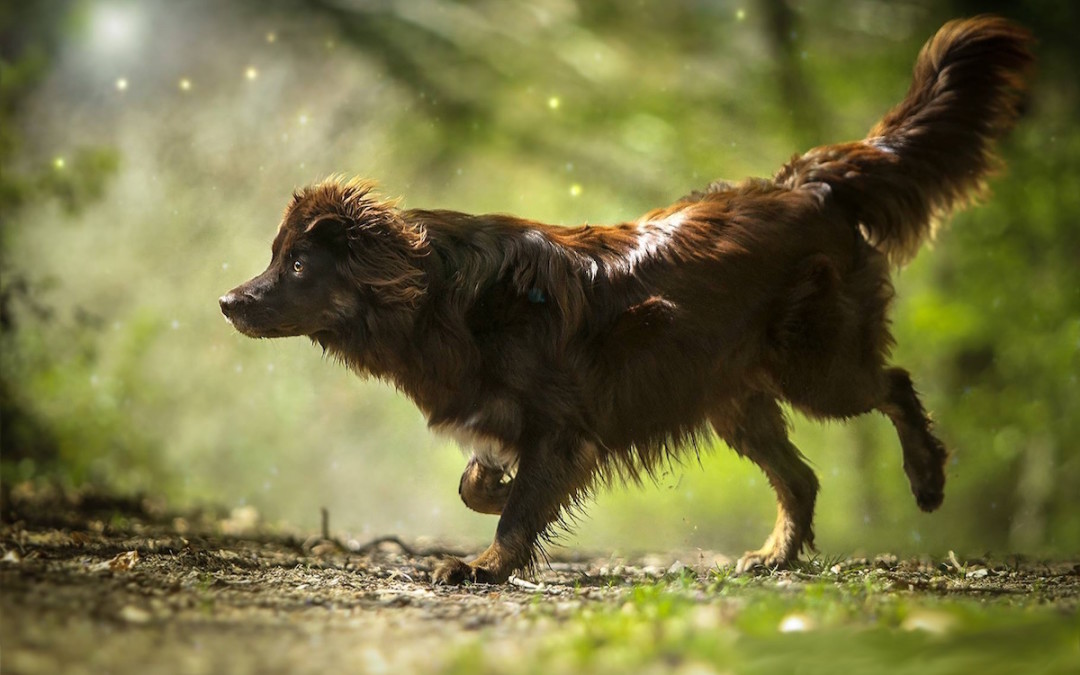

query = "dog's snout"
220;287;262;318
219;292;249;317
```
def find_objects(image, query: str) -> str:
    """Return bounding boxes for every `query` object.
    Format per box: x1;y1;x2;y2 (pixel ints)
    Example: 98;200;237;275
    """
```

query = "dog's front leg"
433;432;595;585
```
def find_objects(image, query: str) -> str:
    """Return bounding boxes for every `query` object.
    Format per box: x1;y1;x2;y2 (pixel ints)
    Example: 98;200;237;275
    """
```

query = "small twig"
299;507;347;553
352;535;466;559
508;575;545;591
354;535;417;556
311;508;466;558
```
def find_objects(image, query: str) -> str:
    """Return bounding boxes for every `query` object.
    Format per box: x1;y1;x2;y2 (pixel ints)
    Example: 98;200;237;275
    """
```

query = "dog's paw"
903;440;947;513
735;549;789;575
458;460;513;515
431;557;473;585
431;557;503;586
905;462;945;512
914;485;945;512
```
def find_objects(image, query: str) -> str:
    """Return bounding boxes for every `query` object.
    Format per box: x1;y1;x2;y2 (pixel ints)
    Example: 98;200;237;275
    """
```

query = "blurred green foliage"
1;0;1077;558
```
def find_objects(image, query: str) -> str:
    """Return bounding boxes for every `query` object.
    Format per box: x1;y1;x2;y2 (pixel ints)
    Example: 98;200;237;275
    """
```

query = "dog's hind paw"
914;485;945;512
735;552;777;575
905;458;946;512
735;544;798;575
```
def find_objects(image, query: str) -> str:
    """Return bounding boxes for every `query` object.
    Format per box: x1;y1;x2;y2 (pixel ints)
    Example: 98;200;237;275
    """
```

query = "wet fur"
221;17;1032;583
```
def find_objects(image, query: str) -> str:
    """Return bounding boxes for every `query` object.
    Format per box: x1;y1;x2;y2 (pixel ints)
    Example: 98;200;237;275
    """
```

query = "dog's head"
219;178;428;342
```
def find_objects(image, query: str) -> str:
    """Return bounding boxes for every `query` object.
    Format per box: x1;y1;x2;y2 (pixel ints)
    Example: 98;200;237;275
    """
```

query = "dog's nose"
219;293;238;317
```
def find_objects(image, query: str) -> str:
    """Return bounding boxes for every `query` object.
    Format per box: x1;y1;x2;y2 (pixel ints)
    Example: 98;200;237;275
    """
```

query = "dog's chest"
431;422;517;470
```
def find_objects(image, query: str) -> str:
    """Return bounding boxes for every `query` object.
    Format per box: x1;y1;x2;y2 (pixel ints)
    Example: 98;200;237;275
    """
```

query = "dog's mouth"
223;311;302;339
236;323;303;339
219;290;307;338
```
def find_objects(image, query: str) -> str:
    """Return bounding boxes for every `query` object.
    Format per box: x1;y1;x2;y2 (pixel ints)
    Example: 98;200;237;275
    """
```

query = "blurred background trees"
1;0;1077;557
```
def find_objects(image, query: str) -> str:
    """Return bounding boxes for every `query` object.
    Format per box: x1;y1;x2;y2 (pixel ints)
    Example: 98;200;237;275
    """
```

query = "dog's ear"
342;216;429;308
304;215;348;245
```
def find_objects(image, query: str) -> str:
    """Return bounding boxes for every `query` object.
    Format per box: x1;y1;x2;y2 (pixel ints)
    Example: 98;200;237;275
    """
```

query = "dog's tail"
775;16;1033;265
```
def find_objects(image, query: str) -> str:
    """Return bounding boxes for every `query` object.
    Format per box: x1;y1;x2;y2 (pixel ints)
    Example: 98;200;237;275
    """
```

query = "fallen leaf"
92;550;140;572
110;550;140;571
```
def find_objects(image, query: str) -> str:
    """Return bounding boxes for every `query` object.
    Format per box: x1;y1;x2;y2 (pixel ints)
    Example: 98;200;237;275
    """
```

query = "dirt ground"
2;486;1078;675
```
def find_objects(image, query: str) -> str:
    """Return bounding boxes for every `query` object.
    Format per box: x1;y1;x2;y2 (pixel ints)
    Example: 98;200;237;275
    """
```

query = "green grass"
444;571;1080;675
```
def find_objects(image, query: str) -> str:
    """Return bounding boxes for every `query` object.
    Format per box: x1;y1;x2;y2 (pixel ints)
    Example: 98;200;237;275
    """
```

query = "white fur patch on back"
625;211;685;273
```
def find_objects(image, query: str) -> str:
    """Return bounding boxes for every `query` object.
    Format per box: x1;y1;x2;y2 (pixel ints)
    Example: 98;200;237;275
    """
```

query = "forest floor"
1;485;1078;675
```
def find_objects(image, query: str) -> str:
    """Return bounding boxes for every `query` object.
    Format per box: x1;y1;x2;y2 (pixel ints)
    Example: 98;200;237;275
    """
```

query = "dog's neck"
313;285;478;422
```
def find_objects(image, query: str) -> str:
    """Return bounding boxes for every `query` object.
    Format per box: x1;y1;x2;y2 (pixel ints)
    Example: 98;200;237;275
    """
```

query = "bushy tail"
776;16;1034;265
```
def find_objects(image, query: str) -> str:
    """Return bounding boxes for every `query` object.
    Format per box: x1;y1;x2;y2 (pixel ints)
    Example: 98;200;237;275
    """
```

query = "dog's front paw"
458;460;512;515
431;557;504;586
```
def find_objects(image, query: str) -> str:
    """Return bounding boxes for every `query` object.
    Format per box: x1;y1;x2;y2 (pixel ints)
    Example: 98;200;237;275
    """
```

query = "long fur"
774;17;1033;264
222;17;1033;582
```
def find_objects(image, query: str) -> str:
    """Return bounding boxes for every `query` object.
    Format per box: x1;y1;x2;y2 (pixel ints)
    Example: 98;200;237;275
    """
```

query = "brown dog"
220;17;1032;583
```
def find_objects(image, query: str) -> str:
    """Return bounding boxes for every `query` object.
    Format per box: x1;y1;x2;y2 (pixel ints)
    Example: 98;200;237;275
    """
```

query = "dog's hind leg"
876;367;947;511
774;249;945;512
711;396;819;573
788;359;946;512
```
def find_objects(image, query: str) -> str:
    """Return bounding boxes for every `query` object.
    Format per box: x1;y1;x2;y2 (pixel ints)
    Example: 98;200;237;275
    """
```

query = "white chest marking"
431;421;518;470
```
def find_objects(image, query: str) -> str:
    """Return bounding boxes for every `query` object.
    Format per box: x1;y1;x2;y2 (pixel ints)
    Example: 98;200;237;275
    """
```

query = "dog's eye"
292;260;304;274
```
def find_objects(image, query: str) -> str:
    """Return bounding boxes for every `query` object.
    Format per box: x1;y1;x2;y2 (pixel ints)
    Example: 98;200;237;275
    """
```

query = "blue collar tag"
527;288;547;304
